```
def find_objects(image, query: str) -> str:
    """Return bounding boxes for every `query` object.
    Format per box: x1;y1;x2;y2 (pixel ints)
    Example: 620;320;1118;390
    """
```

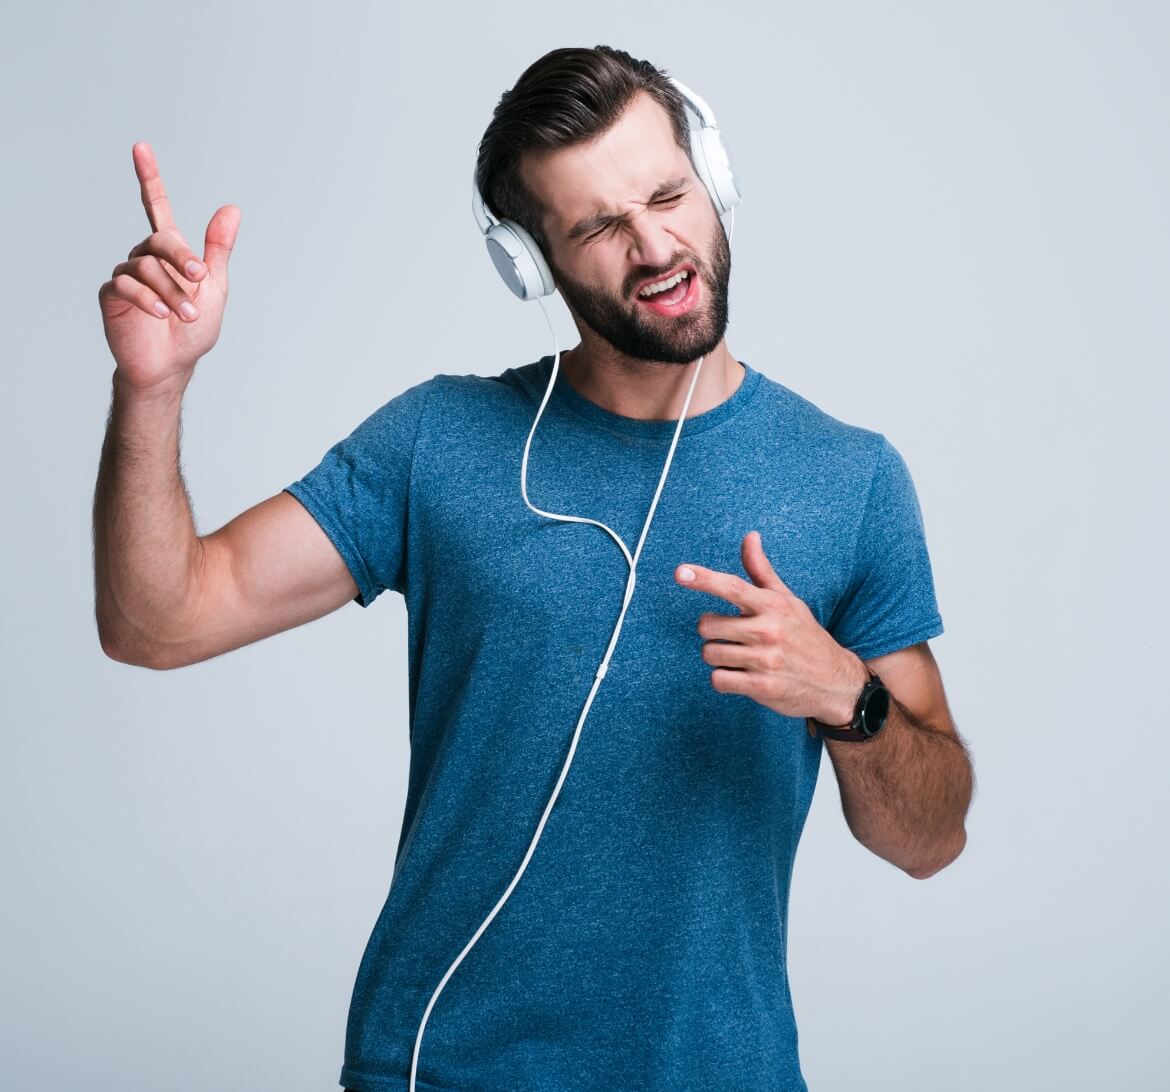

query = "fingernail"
179;301;198;319
153;300;171;317
679;566;696;582
185;260;205;277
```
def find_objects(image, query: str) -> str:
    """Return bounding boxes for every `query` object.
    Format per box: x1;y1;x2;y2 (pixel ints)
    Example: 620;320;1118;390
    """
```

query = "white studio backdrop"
1;2;1166;1089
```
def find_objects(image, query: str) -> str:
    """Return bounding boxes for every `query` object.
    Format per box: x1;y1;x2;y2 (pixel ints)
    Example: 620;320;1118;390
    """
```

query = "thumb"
741;530;790;594
201;204;241;280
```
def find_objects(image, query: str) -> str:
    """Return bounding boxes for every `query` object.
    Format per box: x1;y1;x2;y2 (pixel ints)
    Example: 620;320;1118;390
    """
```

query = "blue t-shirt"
284;355;944;1092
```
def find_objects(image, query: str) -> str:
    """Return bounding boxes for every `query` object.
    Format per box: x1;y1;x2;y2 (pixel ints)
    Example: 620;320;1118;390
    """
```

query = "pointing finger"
674;562;772;615
132;141;177;235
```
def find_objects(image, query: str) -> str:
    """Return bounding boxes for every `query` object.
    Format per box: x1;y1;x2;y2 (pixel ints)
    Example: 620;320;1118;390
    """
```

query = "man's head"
475;46;732;366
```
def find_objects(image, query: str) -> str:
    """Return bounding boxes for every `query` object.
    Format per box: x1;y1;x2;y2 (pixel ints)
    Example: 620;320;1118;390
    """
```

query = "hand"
675;530;870;725
97;141;241;395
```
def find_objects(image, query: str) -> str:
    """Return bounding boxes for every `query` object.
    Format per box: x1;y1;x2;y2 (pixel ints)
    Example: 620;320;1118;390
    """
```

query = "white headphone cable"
411;210;733;1090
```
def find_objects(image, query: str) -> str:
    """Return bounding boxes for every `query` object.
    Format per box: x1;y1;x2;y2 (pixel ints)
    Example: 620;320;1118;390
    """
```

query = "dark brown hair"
475;45;694;260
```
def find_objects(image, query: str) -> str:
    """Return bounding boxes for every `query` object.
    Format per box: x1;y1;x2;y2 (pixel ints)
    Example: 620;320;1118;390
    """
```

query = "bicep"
154;491;360;669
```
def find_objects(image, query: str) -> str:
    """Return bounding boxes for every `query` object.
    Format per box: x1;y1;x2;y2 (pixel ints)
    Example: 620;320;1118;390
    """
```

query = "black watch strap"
806;667;890;742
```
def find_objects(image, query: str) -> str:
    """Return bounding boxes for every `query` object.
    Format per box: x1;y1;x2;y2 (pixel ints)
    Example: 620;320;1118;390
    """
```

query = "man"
95;44;973;1092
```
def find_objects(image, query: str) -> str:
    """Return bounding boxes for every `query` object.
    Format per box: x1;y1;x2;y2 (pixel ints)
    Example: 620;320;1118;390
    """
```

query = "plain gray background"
2;2;1166;1089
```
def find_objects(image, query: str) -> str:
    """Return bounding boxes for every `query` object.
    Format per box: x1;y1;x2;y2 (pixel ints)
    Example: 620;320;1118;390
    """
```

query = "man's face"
521;91;731;366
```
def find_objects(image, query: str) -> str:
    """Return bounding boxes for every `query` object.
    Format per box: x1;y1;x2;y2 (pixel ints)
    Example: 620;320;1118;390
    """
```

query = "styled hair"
474;45;694;259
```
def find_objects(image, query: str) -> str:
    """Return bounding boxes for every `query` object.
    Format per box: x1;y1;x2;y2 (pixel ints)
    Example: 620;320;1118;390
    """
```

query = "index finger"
675;563;771;615
132;141;177;234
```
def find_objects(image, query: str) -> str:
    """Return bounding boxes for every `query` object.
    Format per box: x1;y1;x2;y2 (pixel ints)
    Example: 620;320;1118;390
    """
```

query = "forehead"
520;91;692;237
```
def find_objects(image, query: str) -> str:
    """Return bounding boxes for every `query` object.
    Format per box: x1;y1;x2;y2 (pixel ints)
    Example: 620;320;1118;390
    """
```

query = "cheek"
584;260;629;301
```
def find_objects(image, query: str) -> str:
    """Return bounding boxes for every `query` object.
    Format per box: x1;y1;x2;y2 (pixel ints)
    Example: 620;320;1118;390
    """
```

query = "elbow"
98;626;181;671
98;625;134;665
906;861;948;881
905;827;967;881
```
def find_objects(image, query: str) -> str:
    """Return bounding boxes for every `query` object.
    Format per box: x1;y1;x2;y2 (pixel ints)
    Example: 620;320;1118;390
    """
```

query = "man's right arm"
93;370;358;671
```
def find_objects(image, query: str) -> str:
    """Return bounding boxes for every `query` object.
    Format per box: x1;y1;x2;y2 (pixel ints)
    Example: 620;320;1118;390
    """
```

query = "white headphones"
471;76;743;301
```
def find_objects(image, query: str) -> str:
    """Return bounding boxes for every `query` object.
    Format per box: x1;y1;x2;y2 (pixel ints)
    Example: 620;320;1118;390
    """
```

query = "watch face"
862;685;891;736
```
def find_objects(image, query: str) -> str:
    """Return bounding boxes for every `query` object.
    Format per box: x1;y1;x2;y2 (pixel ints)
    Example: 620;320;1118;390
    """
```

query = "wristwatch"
806;666;890;742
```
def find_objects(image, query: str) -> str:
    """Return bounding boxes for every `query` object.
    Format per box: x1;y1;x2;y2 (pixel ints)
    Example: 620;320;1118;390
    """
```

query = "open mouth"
635;267;700;317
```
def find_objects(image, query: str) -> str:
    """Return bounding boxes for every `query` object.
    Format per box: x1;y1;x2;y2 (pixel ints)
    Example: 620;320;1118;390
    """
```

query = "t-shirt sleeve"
827;434;945;660
282;377;434;608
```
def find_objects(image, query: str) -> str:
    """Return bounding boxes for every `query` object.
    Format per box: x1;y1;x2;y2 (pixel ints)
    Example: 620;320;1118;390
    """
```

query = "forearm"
93;369;202;662
824;694;972;879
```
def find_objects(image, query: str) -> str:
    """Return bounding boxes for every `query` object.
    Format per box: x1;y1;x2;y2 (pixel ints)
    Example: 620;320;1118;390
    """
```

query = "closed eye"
584;192;687;242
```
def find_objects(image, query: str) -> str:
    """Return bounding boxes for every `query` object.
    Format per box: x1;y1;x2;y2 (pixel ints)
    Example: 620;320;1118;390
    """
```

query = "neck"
559;338;744;422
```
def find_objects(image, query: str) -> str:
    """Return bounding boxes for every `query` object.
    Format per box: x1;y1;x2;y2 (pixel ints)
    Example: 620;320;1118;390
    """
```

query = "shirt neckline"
536;353;762;440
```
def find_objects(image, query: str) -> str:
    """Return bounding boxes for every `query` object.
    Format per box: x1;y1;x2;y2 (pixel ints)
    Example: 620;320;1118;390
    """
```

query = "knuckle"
151;231;176;259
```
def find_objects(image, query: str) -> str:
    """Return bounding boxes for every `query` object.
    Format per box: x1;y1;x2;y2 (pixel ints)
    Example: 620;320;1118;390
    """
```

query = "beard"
546;214;732;366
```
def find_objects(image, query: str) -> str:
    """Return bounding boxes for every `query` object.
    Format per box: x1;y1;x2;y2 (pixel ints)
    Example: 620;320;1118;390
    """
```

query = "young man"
96;44;972;1092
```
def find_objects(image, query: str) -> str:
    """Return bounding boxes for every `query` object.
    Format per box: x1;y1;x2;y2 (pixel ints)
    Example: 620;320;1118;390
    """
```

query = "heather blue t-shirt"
284;355;944;1092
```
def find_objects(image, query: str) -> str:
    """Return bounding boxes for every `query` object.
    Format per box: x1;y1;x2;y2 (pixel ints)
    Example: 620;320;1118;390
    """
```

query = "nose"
625;213;681;279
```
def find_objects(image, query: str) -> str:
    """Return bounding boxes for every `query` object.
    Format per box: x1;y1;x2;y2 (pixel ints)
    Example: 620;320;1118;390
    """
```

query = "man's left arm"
820;640;974;880
676;525;973;882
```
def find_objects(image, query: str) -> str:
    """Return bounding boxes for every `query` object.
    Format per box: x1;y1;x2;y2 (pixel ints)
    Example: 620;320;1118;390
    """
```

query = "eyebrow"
566;177;690;241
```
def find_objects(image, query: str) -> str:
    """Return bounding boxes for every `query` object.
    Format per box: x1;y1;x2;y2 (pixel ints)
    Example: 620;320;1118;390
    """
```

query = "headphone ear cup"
484;220;557;301
692;125;743;218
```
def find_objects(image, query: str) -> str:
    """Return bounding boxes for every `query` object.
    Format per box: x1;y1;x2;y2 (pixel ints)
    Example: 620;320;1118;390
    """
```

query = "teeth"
638;269;690;298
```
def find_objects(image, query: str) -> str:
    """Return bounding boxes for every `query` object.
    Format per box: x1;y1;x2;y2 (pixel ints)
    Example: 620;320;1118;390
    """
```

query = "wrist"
112;367;192;407
820;650;872;727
